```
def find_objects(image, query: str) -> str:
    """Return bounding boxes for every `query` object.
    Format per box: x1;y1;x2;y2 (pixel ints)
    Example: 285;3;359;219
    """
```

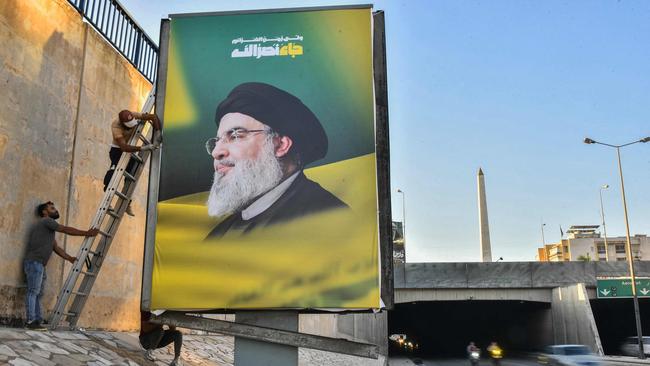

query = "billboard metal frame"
168;4;373;18
374;10;394;310
141;18;169;310
151;311;379;359
141;6;392;313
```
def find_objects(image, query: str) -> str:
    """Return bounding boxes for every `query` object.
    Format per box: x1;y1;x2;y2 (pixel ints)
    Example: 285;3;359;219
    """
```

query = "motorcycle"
469;349;481;365
488;346;503;366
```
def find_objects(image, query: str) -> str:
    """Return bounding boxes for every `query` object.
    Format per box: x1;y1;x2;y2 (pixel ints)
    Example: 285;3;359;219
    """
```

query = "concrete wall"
395;261;650;289
395;288;552;303
0;0;152;330
551;284;604;355
300;313;388;361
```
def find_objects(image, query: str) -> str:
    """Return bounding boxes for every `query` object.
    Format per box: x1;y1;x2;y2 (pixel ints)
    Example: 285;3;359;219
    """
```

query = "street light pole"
584;136;650;359
599;185;610;261
616;147;644;359
397;189;406;247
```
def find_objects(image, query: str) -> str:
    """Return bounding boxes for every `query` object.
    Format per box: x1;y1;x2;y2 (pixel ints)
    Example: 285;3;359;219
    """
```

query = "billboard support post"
373;10;394;310
141;18;170;309
234;311;298;365
151;312;379;359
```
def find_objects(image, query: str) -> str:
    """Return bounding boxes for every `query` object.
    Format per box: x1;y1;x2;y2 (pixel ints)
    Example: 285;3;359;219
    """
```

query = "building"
537;225;650;262
537;247;549;261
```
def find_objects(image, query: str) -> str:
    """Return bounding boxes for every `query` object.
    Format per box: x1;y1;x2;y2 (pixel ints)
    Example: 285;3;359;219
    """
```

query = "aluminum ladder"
49;89;157;329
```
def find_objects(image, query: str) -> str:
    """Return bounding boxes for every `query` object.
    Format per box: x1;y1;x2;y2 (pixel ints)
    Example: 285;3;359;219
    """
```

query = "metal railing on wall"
67;0;158;83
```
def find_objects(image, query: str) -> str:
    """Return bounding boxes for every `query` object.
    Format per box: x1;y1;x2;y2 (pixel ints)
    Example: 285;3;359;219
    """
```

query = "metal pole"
541;222;546;246
599;186;610;261
616;147;645;359
401;191;406;244
397;189;406;246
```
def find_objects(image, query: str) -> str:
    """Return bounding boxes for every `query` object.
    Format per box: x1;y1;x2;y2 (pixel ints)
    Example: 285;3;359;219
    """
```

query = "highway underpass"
388;300;551;358
591;297;650;355
391;262;650;358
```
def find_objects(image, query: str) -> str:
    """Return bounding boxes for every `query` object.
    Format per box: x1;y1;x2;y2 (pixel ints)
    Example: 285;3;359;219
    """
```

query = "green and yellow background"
151;7;380;310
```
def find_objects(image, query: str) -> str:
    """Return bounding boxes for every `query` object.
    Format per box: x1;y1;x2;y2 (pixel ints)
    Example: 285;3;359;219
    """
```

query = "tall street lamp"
397;189;406;246
584;136;650;359
599;184;610;261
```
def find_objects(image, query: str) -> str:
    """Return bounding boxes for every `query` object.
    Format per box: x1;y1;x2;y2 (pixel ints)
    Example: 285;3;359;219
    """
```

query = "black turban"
215;82;328;165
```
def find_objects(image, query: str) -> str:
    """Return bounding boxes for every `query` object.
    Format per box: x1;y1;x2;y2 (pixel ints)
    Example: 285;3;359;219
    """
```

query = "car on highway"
620;336;650;357
537;344;602;366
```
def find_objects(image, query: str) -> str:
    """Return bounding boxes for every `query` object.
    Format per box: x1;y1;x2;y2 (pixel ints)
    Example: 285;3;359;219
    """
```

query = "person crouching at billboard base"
24;202;99;330
140;311;182;365
103;109;161;216
204;82;349;239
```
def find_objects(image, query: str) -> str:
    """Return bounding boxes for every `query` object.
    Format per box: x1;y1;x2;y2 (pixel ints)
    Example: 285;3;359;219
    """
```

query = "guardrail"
67;0;158;83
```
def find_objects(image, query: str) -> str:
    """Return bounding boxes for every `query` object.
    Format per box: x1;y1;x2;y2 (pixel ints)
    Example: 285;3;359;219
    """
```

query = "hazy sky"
120;0;650;262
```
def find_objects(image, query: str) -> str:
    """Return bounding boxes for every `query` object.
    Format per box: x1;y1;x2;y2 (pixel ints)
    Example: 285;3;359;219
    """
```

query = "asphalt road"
420;361;537;366
389;357;538;366
389;356;644;366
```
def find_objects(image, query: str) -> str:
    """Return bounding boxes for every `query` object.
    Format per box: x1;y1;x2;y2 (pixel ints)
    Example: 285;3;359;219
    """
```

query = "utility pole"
584;136;650;359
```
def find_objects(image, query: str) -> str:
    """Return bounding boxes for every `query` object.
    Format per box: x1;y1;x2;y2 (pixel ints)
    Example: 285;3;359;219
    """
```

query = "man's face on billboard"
206;113;286;218
211;113;270;175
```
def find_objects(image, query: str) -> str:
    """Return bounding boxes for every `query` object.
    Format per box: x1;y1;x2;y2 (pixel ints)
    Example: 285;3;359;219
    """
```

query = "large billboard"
147;6;382;310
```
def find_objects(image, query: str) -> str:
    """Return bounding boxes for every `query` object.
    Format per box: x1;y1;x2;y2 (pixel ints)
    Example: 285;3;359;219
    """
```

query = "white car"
620;336;650;357
537;345;602;366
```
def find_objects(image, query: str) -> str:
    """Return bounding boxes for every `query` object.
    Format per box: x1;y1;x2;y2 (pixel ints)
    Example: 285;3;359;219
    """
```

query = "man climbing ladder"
49;91;160;329
103;109;161;216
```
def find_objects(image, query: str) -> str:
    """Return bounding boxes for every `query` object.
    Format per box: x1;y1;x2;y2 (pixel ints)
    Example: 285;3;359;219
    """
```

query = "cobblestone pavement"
0;326;382;365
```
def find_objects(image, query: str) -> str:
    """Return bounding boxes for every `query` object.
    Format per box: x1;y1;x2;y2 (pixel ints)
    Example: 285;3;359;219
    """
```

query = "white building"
537;225;650;262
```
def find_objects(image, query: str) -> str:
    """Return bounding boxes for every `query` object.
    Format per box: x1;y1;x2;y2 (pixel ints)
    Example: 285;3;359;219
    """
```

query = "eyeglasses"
205;128;270;154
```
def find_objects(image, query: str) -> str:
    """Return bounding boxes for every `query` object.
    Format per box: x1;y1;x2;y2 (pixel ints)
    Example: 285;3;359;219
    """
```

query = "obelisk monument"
477;168;492;262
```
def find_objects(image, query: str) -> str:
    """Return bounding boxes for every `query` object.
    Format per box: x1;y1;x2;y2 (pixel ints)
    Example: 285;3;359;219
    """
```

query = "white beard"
207;137;283;218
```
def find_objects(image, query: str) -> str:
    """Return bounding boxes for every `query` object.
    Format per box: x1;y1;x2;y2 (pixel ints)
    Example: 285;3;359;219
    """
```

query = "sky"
120;0;650;262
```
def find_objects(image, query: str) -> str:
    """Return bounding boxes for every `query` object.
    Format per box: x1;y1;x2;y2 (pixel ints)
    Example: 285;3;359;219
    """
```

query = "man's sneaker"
144;349;155;361
25;320;46;331
125;204;135;217
169;358;181;366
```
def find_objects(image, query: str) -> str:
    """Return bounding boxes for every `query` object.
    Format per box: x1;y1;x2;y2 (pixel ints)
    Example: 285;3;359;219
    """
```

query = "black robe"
205;172;348;239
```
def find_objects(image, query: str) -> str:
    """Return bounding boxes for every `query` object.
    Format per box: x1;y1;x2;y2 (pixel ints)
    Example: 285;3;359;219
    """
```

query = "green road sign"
597;278;650;299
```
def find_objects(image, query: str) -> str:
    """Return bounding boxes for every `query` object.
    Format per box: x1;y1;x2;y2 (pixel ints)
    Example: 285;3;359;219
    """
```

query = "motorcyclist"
487;341;503;365
467;342;480;365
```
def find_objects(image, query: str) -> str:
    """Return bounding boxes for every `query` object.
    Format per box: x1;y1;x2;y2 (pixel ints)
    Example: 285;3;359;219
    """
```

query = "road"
389;356;646;366
389;357;538;366
420;361;536;366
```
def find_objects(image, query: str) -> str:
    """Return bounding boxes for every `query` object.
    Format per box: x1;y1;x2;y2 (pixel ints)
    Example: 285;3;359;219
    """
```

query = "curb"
604;356;650;365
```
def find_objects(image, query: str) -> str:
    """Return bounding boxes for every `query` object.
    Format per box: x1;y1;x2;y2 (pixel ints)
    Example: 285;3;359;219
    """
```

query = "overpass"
394;261;650;302
390;262;650;357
